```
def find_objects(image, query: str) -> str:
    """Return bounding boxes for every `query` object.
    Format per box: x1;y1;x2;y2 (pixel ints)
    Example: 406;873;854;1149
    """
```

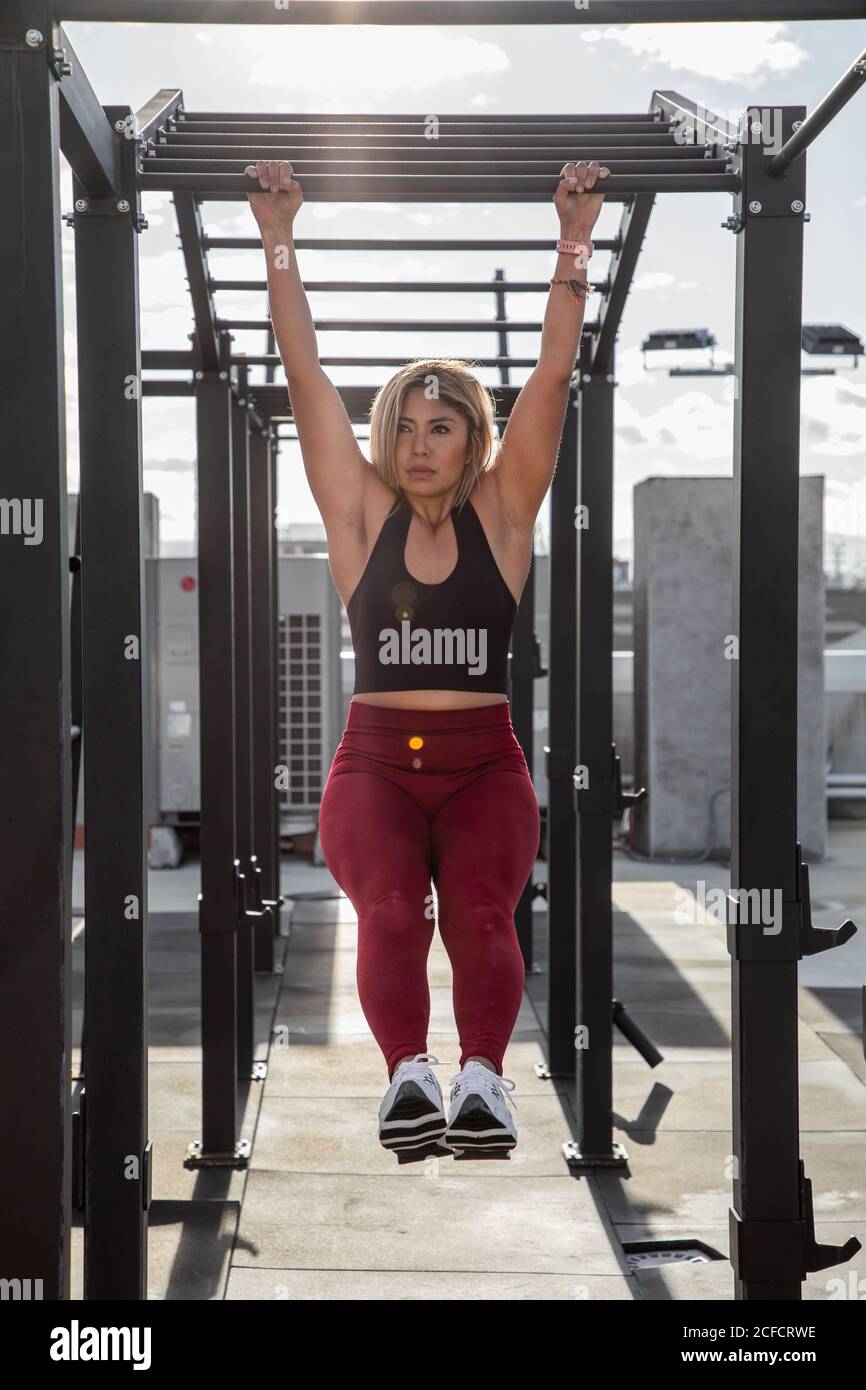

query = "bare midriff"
350;690;507;710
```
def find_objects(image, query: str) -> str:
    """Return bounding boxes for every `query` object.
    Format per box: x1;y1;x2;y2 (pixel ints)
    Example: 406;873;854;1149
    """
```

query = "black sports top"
346;490;518;695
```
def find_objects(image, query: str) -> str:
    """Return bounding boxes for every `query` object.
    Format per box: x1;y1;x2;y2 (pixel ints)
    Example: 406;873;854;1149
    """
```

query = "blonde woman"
246;157;609;1162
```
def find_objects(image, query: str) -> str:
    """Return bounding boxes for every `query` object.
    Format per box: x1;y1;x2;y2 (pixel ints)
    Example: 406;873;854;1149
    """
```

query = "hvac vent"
278;612;324;812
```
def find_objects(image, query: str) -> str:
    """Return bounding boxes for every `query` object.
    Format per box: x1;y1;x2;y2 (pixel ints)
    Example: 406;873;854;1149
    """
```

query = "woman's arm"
492;159;610;529
246;160;370;533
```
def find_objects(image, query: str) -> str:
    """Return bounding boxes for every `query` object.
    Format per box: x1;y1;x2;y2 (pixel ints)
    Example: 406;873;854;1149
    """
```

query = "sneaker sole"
379;1079;448;1160
446;1095;517;1159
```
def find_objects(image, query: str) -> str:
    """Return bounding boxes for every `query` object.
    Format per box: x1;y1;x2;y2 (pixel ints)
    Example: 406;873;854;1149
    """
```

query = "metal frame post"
0;2;73;1300
545;392;579;1076
573;361;622;1163
192;333;244;1166
74;104;149;1299
728;104;808;1298
269;435;283;920
249;425;279;968
510;556;538;968
230;386;255;1074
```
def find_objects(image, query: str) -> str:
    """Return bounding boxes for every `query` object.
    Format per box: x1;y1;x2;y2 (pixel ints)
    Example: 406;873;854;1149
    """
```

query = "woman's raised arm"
246;160;370;533
493;159;610;529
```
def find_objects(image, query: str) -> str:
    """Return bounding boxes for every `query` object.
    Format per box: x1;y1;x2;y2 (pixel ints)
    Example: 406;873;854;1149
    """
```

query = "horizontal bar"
252;354;550;368
174;121;671;137
139;171;740;198
140;351;590;374
142;379;194;394
217;317;590;332
179;112;663;125
147;156;727;178
161;142;694;162
53;2;866;24
209;279;608;293
203;236;623;251
767;46;866;176
166;132;677;148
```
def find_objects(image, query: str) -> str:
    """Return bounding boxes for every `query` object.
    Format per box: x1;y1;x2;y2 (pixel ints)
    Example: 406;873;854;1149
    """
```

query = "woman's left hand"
554;160;611;258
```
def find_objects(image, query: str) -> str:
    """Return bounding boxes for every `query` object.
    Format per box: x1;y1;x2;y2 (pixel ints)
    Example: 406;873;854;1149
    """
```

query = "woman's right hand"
244;159;304;230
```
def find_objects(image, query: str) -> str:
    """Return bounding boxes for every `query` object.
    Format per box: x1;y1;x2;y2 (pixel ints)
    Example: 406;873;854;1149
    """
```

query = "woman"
246;156;609;1163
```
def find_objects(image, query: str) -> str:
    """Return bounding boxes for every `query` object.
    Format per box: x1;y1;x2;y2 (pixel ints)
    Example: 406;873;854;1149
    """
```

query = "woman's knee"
361;887;435;935
439;898;516;938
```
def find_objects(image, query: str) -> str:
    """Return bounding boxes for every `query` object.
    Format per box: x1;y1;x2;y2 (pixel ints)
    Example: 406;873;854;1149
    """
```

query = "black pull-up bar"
767;46;866;177
51;1;866;25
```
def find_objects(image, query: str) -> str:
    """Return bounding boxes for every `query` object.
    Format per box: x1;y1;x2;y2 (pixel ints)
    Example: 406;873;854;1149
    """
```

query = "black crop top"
345;490;519;695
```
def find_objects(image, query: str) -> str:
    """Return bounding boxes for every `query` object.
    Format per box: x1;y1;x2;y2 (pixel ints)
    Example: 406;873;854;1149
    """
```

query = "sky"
58;11;866;575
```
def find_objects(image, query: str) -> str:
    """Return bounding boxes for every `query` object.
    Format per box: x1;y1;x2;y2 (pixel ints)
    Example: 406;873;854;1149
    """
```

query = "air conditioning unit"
145;555;342;834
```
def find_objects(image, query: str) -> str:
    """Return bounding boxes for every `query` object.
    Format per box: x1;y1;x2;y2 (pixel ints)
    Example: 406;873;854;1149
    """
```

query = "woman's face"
395;384;470;500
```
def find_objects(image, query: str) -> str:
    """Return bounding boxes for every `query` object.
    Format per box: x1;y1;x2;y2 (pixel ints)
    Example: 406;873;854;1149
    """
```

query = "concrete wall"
632;476;826;861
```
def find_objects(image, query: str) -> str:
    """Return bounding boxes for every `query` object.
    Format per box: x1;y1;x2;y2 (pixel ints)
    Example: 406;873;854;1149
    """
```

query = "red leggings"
318;700;540;1081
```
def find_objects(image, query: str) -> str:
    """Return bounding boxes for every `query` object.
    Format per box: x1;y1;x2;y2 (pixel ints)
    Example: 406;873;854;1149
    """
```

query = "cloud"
798;376;866;459
615;388;733;460
583;22;805;84
249;32;509;95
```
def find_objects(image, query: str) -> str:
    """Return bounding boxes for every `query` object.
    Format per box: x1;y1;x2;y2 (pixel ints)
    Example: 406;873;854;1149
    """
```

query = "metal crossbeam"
174;193;219;370
56;28;119;194
52;1;866;24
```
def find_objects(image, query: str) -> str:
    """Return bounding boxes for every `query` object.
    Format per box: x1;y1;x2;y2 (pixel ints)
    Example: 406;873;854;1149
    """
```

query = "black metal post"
511;557;538;970
193;333;241;1165
70;501;83;857
0;4;73;1300
249;425;279;966
573;362;620;1163
74;106;149;1300
728;105;807;1299
545;391;579;1076
269;436;283;913
231;388;255;1074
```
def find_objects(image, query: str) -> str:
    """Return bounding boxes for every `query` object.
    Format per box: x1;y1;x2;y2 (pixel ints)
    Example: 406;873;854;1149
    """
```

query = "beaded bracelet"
549;277;593;303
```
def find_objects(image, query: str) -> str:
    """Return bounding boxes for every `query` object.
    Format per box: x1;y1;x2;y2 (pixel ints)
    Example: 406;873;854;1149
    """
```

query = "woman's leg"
430;767;541;1075
318;770;437;1081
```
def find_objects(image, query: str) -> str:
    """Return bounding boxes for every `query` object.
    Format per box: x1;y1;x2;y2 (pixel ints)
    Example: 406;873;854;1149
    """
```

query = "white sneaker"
445;1060;519;1158
378;1052;451;1163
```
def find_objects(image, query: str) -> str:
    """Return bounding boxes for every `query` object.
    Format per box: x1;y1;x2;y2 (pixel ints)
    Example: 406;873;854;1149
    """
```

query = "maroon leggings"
318;700;540;1081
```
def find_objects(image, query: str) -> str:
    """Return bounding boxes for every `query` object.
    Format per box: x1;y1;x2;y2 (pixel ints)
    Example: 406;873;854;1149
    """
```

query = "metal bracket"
50;44;71;80
730;1159;861;1284
563;1138;629;1169
730;104;808;228
184;1139;251;1171
573;742;645;817
726;841;857;962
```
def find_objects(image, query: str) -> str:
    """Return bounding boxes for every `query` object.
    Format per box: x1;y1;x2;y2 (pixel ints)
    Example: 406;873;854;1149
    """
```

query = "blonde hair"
368;357;500;513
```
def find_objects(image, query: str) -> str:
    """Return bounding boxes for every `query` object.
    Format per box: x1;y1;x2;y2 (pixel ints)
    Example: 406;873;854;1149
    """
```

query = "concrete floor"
68;819;866;1300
